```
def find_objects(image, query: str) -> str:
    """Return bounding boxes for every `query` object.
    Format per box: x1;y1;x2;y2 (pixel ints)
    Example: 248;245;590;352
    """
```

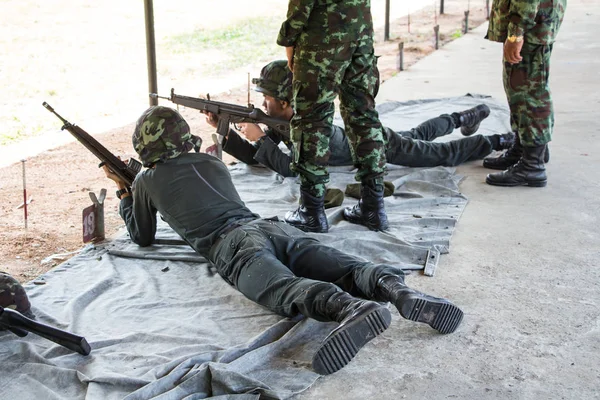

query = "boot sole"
485;177;547;187
312;306;391;375
398;295;463;334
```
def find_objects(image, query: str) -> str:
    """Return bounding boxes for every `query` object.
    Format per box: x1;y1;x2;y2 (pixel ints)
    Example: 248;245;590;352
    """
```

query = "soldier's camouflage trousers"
290;39;386;197
503;42;554;147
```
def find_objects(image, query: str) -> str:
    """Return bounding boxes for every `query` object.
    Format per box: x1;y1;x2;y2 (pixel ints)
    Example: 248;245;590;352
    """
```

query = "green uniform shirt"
487;0;567;44
277;0;374;47
119;153;258;258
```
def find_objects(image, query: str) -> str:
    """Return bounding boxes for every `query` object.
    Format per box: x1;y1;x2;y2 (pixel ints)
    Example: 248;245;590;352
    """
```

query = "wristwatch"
116;187;131;199
507;35;523;43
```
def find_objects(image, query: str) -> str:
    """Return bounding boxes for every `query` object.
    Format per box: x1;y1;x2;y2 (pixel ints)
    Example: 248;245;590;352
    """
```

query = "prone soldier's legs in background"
398;115;455;141
385;132;514;167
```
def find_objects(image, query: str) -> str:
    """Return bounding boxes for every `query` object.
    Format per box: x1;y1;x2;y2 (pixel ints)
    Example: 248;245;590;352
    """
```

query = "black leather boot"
484;134;550;170
285;188;329;233
343;179;389;231
312;292;391;375
375;275;464;334
455;104;491;136
486;145;547;187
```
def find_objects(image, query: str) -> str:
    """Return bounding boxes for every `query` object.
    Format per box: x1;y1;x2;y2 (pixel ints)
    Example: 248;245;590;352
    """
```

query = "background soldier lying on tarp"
205;60;513;179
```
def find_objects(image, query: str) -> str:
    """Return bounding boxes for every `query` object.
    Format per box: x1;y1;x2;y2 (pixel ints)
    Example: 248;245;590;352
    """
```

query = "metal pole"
397;42;404;71
440;0;445;15
247;72;251;107
21;159;27;230
384;0;390;41
144;0;158;106
464;10;470;34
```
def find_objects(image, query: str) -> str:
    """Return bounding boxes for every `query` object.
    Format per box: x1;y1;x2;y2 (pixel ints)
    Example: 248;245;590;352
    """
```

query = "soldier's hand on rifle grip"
102;164;128;188
202;111;219;129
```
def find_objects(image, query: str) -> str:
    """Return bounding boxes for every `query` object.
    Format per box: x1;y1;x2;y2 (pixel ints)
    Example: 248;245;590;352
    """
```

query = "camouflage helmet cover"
0;272;34;318
132;106;203;167
252;60;293;103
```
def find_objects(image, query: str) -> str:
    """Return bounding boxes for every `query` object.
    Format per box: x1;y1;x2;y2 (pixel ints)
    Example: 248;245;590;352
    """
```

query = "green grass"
451;29;463;39
1;118;46;146
164;16;282;74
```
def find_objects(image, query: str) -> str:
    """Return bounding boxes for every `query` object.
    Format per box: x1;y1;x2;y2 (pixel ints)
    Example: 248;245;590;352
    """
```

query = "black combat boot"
484;134;549;170
312;292;391;375
285;187;329;233
453;104;491;136
375;275;464;334
486;145;547;187
342;179;389;231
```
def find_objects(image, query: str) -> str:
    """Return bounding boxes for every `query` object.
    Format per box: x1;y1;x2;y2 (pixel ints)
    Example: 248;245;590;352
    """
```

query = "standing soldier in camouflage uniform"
484;0;567;187
277;0;388;233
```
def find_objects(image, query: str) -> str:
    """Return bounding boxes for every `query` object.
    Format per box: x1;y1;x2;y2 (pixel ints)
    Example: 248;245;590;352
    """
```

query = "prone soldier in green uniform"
102;106;465;375
484;0;567;187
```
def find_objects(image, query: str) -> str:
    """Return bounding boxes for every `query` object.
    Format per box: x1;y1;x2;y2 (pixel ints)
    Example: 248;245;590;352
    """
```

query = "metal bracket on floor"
424;249;441;277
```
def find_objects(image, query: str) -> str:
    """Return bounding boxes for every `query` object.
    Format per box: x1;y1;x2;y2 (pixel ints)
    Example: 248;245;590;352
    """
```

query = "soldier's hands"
503;40;524;64
238;123;266;142
102;164;128;189
203;111;219;128
285;46;295;73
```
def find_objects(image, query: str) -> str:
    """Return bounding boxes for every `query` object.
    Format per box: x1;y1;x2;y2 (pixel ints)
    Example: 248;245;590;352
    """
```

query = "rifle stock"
42;102;141;186
150;89;291;139
0;306;91;355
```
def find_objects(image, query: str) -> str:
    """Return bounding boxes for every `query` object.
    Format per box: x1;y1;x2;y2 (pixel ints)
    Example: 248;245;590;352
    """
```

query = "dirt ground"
0;1;488;282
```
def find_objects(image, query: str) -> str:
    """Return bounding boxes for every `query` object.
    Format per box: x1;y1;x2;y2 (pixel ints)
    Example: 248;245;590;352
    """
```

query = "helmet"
252;60;293;103
132;106;203;167
0;272;34;318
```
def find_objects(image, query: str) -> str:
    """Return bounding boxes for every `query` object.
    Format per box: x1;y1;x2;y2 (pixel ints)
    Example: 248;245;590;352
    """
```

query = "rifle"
150;89;291;139
0;306;91;355
42;102;142;186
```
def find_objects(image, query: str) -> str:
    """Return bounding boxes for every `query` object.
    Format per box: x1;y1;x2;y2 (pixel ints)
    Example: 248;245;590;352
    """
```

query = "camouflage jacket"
486;0;567;44
277;0;374;47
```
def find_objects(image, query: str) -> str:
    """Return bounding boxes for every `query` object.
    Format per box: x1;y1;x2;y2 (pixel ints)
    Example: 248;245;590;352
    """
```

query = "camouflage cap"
0;271;34;318
132;106;203;167
252;60;293;103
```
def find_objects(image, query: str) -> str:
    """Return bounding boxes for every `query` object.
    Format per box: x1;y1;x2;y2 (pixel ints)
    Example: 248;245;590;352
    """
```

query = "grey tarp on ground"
0;95;509;399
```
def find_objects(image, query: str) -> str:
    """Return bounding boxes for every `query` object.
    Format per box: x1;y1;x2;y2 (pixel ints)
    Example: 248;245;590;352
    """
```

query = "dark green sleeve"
508;0;540;37
253;136;297;178
277;0;316;47
222;129;260;165
118;179;157;247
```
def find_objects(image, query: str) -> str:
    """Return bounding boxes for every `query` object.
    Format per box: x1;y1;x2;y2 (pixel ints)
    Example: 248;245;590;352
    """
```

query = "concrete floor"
297;1;600;399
